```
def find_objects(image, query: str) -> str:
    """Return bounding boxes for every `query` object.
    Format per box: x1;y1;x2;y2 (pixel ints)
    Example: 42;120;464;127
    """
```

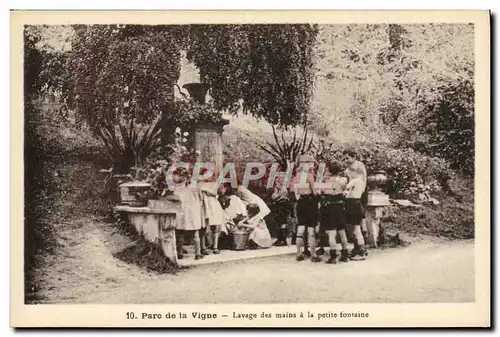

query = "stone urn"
182;82;209;104
367;170;389;192
118;181;152;207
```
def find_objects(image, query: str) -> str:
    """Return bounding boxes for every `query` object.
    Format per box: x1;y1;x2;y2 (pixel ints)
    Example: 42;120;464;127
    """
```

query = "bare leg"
360;218;368;242
200;220;209;254
176;231;185;259
338;229;348;250
296;225;306;260
353;225;365;246
327;229;337;250
350;223;367;259
338;228;349;262
326;229;338;264
193;230;202;259
212;225;220;253
308;226;321;262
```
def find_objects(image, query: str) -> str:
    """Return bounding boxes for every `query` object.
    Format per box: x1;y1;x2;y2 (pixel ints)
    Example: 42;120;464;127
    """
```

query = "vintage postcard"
11;10;490;328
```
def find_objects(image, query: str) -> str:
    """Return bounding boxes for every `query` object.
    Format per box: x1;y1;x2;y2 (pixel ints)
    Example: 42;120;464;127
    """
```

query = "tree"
56;24;319;171
310;24;397;142
24;26;56;303
309;24;474;174
388;24;475;174
187;24;319;127
62;25;188;171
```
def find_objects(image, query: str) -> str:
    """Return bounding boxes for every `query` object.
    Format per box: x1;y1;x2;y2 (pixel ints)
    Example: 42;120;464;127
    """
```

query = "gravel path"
35;218;474;304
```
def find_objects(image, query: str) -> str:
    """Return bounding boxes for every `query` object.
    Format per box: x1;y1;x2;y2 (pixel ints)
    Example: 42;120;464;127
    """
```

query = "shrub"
382;188;474;239
317;140;454;197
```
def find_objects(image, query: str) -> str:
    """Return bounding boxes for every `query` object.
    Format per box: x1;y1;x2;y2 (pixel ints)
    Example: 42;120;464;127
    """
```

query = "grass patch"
382;177;474;239
113;240;186;275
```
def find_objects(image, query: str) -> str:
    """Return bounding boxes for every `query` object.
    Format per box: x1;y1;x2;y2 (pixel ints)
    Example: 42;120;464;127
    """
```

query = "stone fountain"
182;82;229;173
365;170;390;248
113;82;230;265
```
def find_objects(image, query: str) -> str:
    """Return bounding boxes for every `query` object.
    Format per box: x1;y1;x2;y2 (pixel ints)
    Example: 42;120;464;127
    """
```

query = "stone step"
178;243;355;267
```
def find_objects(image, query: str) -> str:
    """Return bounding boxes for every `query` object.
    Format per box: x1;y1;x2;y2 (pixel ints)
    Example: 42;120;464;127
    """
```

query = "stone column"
193;120;229;174
365;170;390;248
365;191;389;248
182;82;230;174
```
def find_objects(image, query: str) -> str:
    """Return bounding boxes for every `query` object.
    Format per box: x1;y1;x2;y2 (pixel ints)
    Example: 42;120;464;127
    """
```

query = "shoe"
326;250;338;264
178;254;184;260
182;248;188;254
212;249;220;254
316;247;325;256
339;249;349;263
349;247;361;259
311;256;322;263
195;255;204;260
273;240;287;247
358;246;368;258
296;254;305;261
303;249;311;258
201;249;210;256
350;245;367;260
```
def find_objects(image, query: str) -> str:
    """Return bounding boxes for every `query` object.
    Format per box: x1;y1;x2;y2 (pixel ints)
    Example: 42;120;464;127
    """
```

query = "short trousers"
345;198;365;225
320;195;346;231
296;195;319;227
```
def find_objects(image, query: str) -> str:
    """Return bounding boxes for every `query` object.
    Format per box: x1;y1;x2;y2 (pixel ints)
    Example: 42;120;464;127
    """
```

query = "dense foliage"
315;141;453;196
187;24;319;127
59;25;187;171
24;26;61;303
311;24;474;174
48;24;319;170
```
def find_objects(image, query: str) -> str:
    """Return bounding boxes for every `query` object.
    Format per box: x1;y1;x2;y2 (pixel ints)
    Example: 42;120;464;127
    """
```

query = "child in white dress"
172;168;204;260
237;204;273;249
198;176;225;254
235;185;271;219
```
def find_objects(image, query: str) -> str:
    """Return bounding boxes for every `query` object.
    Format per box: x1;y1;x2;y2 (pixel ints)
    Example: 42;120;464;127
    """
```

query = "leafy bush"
258;126;314;170
420;79;474;175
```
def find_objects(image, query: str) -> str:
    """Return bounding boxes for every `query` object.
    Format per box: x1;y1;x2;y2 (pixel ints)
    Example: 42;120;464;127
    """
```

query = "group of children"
171;155;369;264
296;155;368;263
172;168;274;260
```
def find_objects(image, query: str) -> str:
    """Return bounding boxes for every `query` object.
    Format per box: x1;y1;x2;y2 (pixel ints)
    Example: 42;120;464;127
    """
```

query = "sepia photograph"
11;10;490;327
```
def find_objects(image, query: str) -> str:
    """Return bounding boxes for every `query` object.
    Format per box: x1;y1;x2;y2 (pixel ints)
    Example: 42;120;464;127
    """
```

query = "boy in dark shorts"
320;161;350;263
270;177;293;246
293;154;321;262
344;160;368;259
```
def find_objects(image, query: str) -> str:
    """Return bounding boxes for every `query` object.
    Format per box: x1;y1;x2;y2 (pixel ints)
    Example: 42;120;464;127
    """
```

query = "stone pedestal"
114;198;183;265
365;191;390;248
193;120;229;173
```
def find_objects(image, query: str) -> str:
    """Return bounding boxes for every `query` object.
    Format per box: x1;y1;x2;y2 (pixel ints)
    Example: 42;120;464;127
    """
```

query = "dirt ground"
33;216;474;304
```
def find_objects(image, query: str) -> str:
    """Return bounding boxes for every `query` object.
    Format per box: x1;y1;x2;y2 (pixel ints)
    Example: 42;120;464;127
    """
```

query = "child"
198;173;225;255
172;168;205;260
269;177;292;246
315;165;330;256
235;185;271;219
293;154;321;262
320;161;350;264
344;160;368;259
220;185;248;221
236;203;273;249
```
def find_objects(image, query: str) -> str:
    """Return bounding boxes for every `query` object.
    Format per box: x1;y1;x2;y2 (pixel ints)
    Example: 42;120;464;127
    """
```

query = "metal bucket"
233;230;249;251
